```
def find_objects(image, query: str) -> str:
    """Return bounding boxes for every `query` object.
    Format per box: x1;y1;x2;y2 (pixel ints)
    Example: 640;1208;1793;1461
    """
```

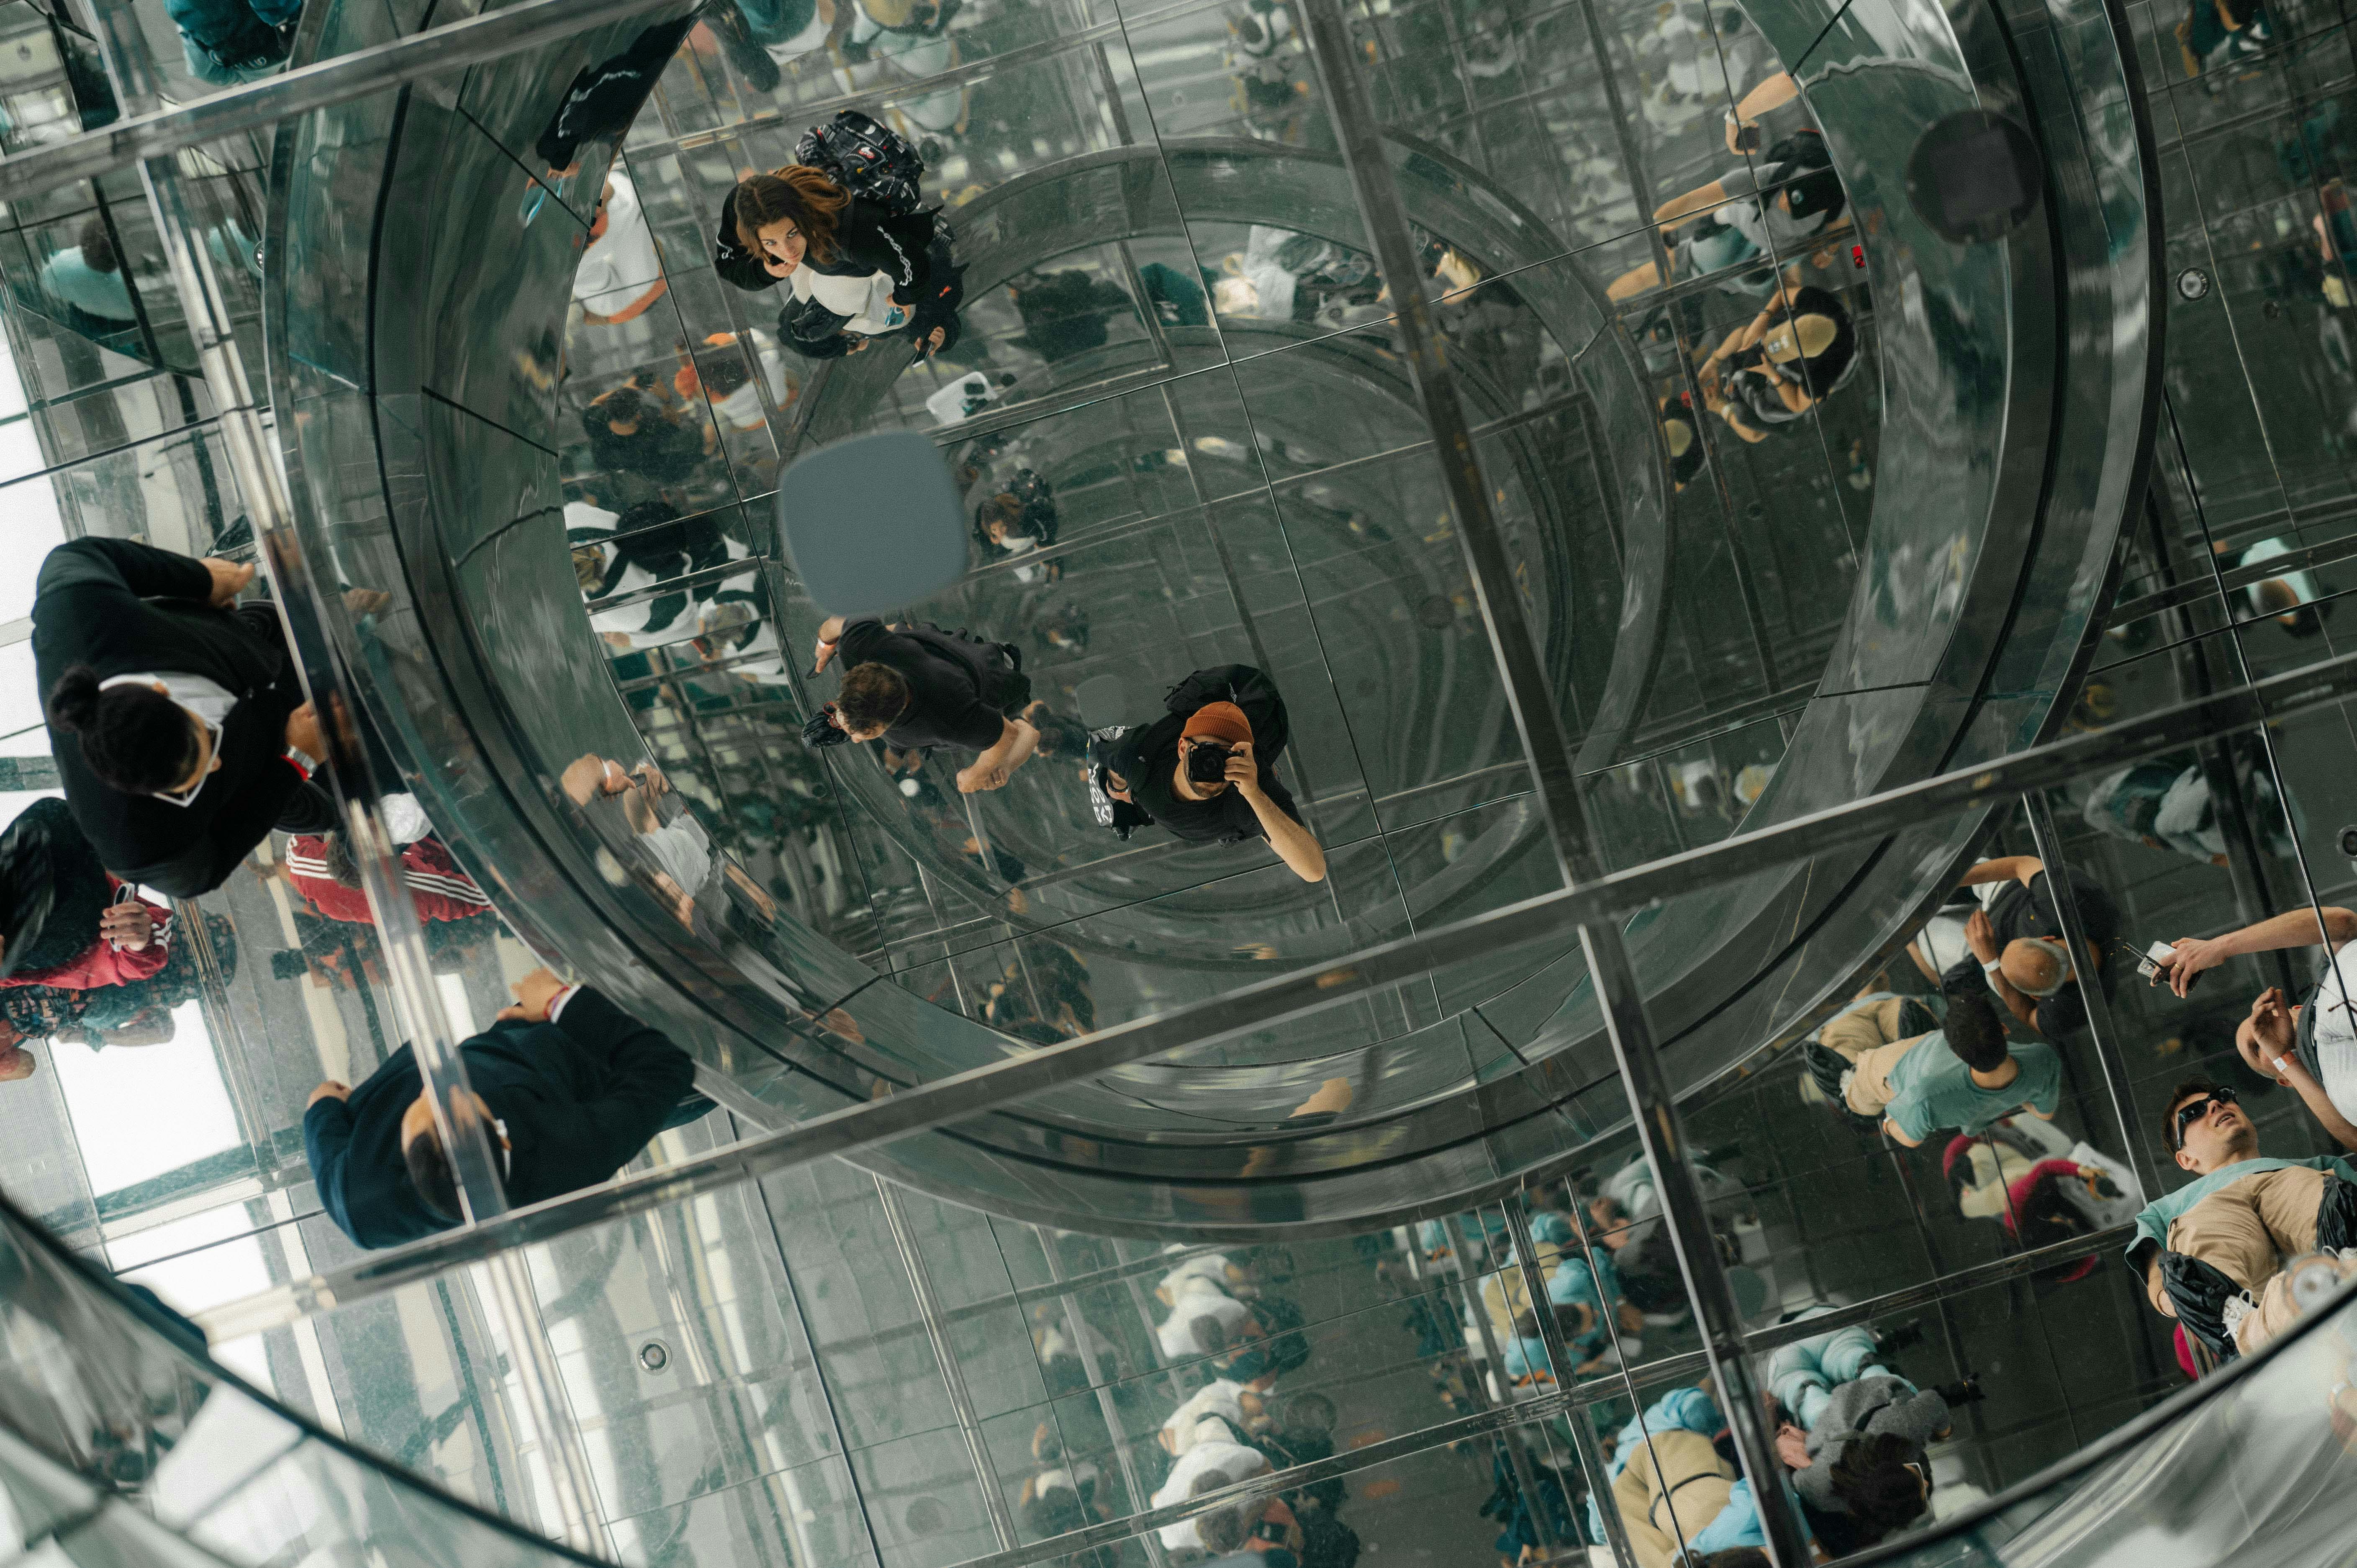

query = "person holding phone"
1097;666;1325;883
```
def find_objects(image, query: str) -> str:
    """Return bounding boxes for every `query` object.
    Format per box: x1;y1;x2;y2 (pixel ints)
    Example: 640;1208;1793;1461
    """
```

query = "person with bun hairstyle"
33;538;333;898
712;164;960;359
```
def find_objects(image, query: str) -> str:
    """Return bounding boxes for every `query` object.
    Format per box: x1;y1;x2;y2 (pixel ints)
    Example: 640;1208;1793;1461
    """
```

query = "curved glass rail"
252;0;2162;1234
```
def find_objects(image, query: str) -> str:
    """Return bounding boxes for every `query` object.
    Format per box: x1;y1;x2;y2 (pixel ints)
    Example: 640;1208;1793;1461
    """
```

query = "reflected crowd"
8;0;2357;1563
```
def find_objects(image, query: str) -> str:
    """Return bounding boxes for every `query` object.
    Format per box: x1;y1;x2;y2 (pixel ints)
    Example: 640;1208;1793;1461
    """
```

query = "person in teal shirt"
37;218;137;326
1843;985;2063;1146
2132;1076;2357;1360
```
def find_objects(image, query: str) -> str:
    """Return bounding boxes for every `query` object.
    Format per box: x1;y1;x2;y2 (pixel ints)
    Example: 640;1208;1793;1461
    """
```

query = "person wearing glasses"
303;968;713;1249
2133;1077;2357;1360
2152;903;2357;1153
33;538;333;900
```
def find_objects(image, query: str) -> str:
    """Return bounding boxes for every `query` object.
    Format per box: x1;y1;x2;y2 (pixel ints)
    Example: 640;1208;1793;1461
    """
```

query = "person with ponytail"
33;537;334;898
711;163;961;360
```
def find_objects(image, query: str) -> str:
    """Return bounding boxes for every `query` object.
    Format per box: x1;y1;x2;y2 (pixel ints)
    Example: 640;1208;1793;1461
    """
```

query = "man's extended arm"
1960;855;2044;888
957;716;1039;793
2162;905;2357;996
1229;745;1325;883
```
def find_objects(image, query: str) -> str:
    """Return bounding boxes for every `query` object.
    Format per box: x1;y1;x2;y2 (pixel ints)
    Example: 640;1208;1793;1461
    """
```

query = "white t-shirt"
2307;943;2357;1124
1156;1288;1249;1360
709;331;788;431
1158;1252;1233;1301
1159;1379;1249;1452
574;172;663;317
791;264;904;336
1151;1439;1268;1548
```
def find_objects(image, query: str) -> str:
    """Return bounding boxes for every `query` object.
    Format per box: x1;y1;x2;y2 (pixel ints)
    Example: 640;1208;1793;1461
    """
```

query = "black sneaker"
1802;1039;1851;1102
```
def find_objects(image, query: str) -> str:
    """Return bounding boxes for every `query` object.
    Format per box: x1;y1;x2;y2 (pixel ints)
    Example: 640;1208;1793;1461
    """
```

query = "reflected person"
1909;852;2120;1039
2157;905;2357;1151
33;539;333;898
714;145;960;361
809;616;1037;793
2134;1078;2357;1360
1096;667;1326;883
1698;284;1858;441
304;967;714;1249
1821;983;2059;1147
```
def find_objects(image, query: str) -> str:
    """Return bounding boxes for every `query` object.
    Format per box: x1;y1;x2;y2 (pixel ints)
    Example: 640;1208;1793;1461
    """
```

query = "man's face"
2172;1089;2256;1173
827;707;889;744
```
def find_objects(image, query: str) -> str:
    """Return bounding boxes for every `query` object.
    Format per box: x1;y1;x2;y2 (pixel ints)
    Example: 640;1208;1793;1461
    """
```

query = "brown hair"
78;215;118;275
838;663;911;734
732;167;850;265
2163;1076;2225;1153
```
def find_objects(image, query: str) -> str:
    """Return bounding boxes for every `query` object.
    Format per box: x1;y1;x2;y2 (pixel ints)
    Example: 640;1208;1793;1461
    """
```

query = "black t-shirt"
1987;866;2121;1035
835;619;1007;752
1114;677;1302;845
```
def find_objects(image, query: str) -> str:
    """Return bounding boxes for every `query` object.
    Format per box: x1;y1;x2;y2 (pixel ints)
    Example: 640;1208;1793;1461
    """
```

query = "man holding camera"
1101;667;1326;883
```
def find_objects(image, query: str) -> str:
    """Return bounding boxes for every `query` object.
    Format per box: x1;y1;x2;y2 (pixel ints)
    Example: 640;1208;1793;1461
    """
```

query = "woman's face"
754;217;806;277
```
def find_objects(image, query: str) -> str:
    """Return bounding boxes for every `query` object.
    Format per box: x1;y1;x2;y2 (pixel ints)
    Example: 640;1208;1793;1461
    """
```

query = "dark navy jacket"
303;987;696;1250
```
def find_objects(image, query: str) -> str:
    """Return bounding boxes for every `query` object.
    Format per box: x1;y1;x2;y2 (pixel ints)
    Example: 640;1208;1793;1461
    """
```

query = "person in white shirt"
1158;1378;1264;1454
574;172;668;325
1156;1281;1253;1362
1150;1423;1270;1549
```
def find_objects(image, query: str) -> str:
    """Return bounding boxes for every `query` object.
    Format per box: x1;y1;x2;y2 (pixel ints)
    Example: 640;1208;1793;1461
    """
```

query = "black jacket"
31;538;328;897
533;12;700;171
303;987;699;1250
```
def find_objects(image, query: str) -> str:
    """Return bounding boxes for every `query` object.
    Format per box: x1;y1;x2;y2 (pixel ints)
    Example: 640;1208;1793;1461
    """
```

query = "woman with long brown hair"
713;161;960;359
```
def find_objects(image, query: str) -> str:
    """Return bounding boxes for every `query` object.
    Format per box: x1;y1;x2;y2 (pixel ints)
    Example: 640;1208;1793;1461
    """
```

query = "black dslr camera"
1185;742;1232;784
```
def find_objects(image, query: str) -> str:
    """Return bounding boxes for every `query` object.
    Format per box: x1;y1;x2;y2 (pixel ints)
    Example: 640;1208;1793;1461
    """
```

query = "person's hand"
1965;908;1999;964
920;325;946;357
1104;770;1132;803
343;587;391;618
283;701;325;762
1774;1421;1811;1470
99;901;154;952
496;967;567;1022
2244;985;2300;1056
2160;935;2231;998
957;760;1010;793
1224;740;1260;796
632;762;670;796
306;1080;349;1109
203;557;255;607
813;636;840;675
844;335;872;354
1725;115;1758;154
763;253;793;278
1616;1299;1646;1335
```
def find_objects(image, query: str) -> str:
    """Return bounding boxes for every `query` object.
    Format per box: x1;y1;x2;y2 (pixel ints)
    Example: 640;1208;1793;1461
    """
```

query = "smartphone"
2136;940;2181;983
1732;121;1763;153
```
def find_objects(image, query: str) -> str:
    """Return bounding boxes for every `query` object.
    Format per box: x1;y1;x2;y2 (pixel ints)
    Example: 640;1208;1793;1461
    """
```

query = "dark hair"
1940;985;2010;1073
2163;1076;2225;1153
1827;1433;1927;1534
78;215;118;275
1193;1489;1246;1555
698;348;753;399
2015;1166;2091;1249
589;386;660;434
609;499;689;580
1511;1309;1539;1339
1022;1489;1091;1541
732;168;850;264
838;663;911;734
404;1127;462;1220
1701;1552;1774;1568
1247;1244;1295;1284
46;666;200;795
1189;1312;1233;1358
1279;1390;1335;1433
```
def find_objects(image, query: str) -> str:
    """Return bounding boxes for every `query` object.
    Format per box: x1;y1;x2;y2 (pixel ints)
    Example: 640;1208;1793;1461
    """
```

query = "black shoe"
1802;1039;1851;1102
1930;1375;1984;1408
704;2;781;92
1877;1317;1927;1356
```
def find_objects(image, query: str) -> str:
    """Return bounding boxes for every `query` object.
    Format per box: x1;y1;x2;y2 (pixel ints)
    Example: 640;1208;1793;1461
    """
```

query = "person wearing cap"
302;967;713;1249
1101;666;1326;883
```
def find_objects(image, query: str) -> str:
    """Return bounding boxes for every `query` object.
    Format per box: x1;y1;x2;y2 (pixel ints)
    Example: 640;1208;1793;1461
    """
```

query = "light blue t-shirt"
1689;1477;1818;1557
1883;1036;2063;1141
1502;1334;1550;1380
1547;1251;1622;1354
38;247;136;322
2126;1155;2357;1259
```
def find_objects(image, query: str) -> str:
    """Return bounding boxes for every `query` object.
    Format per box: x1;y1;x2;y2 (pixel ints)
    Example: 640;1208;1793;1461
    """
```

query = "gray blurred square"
777;430;967;616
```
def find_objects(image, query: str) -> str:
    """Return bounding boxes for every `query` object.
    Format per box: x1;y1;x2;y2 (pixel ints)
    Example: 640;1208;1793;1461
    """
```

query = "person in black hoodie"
33;539;333;899
303;968;713;1250
713;164;961;359
534;10;704;179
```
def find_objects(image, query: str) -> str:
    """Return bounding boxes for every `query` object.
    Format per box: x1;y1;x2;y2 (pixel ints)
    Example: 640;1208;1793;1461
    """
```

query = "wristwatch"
285;743;320;774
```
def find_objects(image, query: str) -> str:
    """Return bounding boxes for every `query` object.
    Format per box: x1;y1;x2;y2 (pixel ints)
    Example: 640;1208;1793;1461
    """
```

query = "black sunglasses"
2174;1086;2239;1145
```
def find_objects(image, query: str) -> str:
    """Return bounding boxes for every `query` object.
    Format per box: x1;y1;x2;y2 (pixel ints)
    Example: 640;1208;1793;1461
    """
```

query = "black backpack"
796;110;927;215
